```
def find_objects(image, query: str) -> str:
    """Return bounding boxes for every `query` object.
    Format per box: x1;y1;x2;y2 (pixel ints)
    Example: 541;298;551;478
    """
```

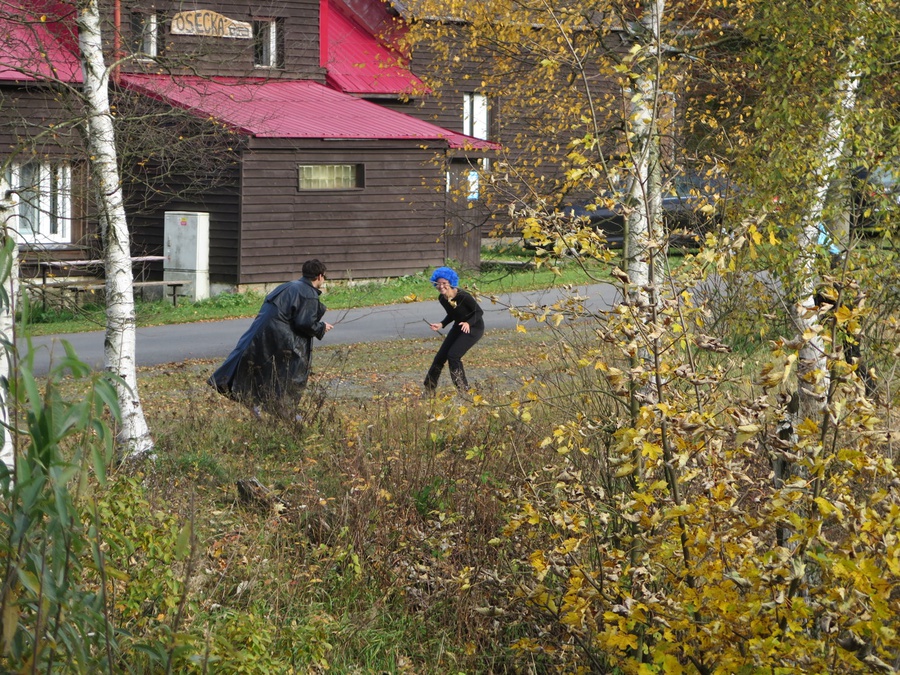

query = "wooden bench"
32;256;168;309
29;279;191;309
62;280;188;307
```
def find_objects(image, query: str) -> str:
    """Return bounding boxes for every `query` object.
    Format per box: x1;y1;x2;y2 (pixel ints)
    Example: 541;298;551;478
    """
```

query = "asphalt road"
19;283;620;377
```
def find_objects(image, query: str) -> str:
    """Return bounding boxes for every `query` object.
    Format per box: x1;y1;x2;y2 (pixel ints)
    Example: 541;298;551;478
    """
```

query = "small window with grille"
298;164;365;191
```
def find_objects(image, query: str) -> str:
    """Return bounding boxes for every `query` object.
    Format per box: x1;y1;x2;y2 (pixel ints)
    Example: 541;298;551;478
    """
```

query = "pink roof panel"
0;5;82;83
324;1;424;96
118;74;498;151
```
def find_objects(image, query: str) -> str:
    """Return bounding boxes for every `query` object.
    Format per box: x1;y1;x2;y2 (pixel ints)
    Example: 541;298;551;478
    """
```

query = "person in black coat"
208;259;333;416
424;266;484;396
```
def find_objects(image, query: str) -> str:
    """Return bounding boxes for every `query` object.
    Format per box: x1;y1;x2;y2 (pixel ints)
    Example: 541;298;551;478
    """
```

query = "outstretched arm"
291;299;328;339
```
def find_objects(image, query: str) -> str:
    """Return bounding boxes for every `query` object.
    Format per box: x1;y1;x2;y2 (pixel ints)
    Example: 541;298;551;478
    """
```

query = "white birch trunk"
622;0;665;413
791;37;863;417
77;0;154;462
0;182;17;473
624;0;664;306
624;81;653;302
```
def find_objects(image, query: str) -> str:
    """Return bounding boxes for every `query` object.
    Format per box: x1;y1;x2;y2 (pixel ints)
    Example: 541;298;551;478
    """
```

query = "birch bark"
622;0;666;419
0;181;17;473
624;0;664;307
791;37;863;418
76;0;154;461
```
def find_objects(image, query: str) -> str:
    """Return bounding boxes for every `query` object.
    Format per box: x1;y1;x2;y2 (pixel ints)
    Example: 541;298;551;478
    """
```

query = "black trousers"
424;323;484;393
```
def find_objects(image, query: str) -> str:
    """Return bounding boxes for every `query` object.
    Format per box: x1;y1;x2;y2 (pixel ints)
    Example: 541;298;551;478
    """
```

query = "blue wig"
430;266;459;288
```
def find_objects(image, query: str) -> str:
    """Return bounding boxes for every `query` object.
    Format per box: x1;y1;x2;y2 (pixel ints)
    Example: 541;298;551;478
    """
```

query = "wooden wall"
380;34;630;223
0;84;96;267
114;0;324;81
127;177;242;283
239;139;448;283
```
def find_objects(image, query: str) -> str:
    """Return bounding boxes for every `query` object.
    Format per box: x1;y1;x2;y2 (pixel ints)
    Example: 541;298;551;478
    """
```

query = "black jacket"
208;277;327;409
438;289;484;330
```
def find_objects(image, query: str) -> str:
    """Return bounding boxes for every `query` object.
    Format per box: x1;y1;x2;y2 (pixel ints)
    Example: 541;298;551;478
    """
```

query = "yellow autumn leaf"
749;224;762;244
834;305;854;325
661;654;685;674
524;503;541;525
557;537;580;554
814;497;842;520
642;441;662;460
529;550;547;574
664;504;696;519
796;417;819;436
614;462;635;477
561;610;585;626
604;630;639;651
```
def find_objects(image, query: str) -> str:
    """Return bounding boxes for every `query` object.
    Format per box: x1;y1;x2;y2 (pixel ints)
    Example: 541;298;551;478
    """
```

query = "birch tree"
0;181;16;473
790;39;863;418
727;0;898;415
76;0;153;461
399;0;725;416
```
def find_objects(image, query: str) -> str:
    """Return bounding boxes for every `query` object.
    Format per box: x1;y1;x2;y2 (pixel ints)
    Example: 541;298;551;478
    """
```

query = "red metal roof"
0;4;82;83
118;74;498;151
324;0;425;96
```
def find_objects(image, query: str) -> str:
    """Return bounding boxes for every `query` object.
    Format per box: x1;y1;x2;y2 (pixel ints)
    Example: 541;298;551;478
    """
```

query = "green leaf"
174;522;193;561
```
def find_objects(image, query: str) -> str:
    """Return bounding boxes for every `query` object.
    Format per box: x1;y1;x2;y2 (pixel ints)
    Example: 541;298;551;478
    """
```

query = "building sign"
171;10;252;39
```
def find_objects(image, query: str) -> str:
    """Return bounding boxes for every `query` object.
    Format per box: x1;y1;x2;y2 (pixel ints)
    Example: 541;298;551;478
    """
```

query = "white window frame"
463;92;489;141
459;93;490;191
254;19;279;68
6;162;72;245
132;12;159;60
467;170;480;201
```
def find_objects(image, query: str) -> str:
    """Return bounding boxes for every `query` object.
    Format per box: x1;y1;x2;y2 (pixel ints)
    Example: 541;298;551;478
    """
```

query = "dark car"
851;161;899;237
525;178;725;251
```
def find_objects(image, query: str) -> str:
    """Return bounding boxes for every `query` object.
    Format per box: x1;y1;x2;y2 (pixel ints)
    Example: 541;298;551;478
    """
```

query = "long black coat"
208;277;327;411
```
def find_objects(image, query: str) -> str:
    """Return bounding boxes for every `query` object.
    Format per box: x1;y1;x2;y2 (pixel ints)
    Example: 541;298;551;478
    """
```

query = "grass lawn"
141;322;597;672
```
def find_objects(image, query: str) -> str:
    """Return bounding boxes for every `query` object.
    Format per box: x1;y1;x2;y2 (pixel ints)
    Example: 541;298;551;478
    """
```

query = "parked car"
851;161;900;237
524;176;726;251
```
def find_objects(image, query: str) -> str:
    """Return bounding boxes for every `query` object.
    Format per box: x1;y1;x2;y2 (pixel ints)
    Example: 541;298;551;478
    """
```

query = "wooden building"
0;5;96;274
0;0;497;293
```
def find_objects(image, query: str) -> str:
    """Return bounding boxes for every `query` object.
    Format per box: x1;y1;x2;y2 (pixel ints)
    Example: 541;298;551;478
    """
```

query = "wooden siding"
0;85;98;267
444;162;487;270
239;140;448;283
0;85;82;158
127;179;242;283
113;0;325;81
114;89;246;282
380;35;630;226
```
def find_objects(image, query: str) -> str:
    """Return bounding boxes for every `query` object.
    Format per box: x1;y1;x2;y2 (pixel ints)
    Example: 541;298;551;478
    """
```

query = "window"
254;19;282;68
459;93;490;191
298;164;364;190
463;93;489;140
130;12;161;59
5;161;72;244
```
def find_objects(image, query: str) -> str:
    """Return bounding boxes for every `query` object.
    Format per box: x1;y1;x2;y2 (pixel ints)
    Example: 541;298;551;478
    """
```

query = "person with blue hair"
424;266;484;396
